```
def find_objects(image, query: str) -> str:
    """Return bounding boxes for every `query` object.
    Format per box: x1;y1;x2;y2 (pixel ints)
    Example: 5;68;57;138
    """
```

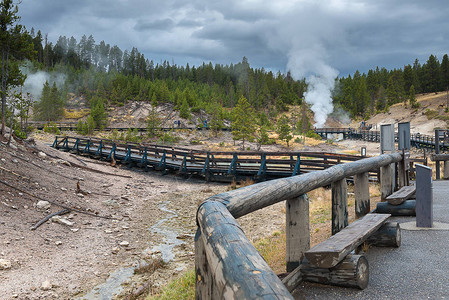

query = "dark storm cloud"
17;0;449;75
135;19;175;31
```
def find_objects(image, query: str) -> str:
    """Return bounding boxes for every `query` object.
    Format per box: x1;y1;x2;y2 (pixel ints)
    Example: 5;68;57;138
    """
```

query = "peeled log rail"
304;213;390;269
366;222;401;247
196;201;293;299
376;200;416;216
209;152;403;218
196;152;403;298
301;255;369;290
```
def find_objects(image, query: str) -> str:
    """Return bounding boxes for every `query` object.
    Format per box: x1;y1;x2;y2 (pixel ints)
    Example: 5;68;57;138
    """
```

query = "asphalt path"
294;180;449;300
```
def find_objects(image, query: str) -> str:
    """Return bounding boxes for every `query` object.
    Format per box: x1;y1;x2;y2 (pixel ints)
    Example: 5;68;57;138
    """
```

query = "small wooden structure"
195;152;405;298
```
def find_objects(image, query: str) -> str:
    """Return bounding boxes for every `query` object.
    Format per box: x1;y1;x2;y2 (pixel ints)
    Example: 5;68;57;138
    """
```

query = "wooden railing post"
332;179;348;235
354;172;370;217
444;160;449;179
381;164;393;201
286;194;310;272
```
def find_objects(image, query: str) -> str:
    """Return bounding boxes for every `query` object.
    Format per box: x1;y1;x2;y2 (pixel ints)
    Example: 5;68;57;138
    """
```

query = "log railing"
195;152;404;298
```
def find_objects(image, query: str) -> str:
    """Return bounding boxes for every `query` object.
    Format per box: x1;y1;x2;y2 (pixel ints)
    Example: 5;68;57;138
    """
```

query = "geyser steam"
287;47;339;128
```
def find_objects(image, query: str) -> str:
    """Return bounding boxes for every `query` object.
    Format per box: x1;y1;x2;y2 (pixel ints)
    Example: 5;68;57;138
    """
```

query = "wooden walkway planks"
304;213;391;268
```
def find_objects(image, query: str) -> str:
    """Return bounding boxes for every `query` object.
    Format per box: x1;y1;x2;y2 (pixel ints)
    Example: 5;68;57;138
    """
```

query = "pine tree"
231;96;256;149
409;85;419;108
179;98;191;119
147;105;161;137
276;115;293;147
1;0;35;133
34;81;64;121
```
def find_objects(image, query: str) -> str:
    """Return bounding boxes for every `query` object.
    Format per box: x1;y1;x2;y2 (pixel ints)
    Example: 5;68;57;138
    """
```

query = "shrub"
306;130;322;140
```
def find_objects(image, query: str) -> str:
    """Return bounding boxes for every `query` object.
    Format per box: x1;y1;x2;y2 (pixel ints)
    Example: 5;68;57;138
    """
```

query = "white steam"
287;46;339;128
20;62;66;101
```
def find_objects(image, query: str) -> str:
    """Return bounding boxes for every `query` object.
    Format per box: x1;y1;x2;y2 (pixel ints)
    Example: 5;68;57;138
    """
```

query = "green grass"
147;269;195;300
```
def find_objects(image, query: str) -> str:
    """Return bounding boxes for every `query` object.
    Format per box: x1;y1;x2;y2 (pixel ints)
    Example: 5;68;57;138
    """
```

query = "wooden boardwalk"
51;136;376;182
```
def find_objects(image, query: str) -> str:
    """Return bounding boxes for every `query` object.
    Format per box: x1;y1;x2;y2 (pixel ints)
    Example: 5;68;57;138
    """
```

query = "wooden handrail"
196;152;404;298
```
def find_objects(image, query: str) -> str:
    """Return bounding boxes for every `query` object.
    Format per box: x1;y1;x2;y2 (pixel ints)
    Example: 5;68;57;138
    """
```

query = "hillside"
349;92;449;135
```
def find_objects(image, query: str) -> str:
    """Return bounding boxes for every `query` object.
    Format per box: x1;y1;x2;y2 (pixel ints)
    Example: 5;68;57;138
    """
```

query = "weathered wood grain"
286;194;310;272
332;179;348;235
366;222;401;247
380;164;393;201
354;172;370;218
301;255;369;290
196;201;293;299
444;161;449;179
304;213;390;268
376;200;416;216
386;185;416;205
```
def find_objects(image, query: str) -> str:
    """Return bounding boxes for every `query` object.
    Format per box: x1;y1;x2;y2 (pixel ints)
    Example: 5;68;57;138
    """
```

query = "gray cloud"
18;0;449;75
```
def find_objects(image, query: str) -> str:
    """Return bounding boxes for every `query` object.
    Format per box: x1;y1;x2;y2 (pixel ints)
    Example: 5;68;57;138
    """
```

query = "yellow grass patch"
64;108;90;119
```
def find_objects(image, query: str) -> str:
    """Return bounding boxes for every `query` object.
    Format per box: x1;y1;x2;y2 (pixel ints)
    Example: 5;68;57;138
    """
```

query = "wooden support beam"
286;194;310;272
332;179;348;235
354;172;370;218
444;161;449;179
376;200;416;216
380;164;393;201
366;222;401;247
301;255;369;290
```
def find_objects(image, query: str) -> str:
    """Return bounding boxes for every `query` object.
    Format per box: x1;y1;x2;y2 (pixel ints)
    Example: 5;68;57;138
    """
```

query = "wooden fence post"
381;164;393;201
332;179;348;235
444;161;449;179
286;194;310;272
354;172;370;217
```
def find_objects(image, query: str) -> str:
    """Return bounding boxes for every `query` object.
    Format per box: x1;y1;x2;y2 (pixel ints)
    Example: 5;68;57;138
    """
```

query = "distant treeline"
29;30;449;121
29;31;306;116
333;54;449;118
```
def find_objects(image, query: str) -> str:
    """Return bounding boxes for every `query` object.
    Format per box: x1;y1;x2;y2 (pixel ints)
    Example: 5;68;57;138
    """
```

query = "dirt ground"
0;132;293;300
0;118;422;300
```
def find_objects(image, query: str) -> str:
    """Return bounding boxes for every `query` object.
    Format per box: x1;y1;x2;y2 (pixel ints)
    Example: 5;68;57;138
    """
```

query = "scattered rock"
38;152;47;159
51;216;74;227
36;201;51;210
119;241;130;247
76;193;84;198
55;241;62;246
61;187;67;191
111;247;120;254
41;280;52;291
12;159;18;164
0;259;12;270
70;228;79;232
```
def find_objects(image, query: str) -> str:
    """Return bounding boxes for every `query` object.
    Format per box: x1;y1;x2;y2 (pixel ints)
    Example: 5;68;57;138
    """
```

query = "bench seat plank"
386;185;416;205
304;213;391;268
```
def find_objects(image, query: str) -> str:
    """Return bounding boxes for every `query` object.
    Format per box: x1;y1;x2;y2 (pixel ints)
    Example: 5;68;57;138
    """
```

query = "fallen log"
31;209;71;230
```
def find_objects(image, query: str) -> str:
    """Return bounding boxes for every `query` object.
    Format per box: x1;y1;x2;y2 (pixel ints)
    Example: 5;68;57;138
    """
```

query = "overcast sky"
18;0;449;78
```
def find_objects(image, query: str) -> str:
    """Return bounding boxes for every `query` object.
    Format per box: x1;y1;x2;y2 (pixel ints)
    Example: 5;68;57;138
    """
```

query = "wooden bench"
283;213;400;291
386;185;416;205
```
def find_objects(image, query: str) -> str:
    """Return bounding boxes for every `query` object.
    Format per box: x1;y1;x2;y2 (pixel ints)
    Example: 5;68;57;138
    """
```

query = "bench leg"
301;254;369;290
354;172;370;218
